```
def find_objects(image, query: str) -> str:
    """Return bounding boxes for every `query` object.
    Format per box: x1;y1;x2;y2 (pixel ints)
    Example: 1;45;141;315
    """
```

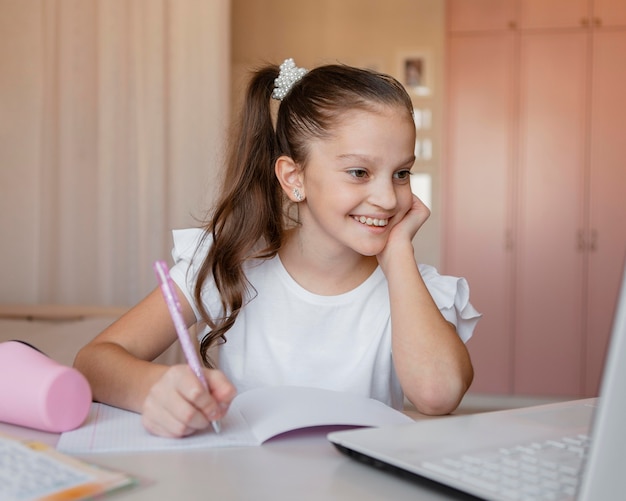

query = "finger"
142;413;193;438
170;379;223;430
186;369;237;422
143;366;215;436
142;398;203;438
205;369;237;407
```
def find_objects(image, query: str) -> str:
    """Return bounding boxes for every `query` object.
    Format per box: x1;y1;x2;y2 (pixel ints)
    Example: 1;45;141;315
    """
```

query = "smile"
353;216;389;227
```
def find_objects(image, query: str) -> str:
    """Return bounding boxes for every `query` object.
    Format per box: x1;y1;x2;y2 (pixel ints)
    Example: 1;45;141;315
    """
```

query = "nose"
370;179;398;211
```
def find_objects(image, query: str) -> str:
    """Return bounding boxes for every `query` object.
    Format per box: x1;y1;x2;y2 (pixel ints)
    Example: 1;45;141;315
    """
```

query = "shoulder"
418;263;466;310
172;228;210;263
418;264;482;342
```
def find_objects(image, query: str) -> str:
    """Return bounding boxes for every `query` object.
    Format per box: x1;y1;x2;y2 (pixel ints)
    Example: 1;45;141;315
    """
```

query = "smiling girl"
74;59;480;438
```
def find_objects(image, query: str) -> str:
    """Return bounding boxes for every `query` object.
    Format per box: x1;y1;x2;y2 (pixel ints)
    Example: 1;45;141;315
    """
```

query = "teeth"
355;216;388;227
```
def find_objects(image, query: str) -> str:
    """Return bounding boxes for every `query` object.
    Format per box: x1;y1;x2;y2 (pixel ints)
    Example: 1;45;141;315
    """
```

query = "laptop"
328;263;626;500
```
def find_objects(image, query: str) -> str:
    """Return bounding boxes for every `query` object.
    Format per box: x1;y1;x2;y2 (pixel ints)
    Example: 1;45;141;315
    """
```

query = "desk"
2;306;556;499
0;307;472;499
1;418;475;501
0;307;531;499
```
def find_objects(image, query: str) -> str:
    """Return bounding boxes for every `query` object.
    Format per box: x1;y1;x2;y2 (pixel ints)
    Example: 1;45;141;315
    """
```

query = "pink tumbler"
0;340;92;432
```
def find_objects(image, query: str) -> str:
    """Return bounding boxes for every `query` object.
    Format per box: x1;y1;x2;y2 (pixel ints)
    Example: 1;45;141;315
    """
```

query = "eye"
393;170;412;182
347;168;368;179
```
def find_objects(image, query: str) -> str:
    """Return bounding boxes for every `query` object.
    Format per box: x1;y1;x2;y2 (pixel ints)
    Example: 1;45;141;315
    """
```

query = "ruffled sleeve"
418;264;481;343
169;228;218;321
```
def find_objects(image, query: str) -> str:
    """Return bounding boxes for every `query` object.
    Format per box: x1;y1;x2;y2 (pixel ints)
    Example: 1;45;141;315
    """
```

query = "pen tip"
212;420;221;434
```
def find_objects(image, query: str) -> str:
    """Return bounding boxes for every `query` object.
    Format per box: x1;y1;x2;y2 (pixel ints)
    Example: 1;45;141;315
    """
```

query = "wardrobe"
443;0;626;396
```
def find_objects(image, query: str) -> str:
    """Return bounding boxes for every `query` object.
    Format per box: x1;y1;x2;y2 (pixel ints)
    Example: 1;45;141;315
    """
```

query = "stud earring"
293;188;304;202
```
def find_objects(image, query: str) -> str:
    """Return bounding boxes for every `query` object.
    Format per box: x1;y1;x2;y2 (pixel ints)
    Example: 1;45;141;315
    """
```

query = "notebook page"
240;386;413;443
57;402;258;454
58;386;413;454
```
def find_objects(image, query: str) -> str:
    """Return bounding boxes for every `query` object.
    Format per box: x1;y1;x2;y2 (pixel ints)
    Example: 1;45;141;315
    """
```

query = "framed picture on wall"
396;50;433;97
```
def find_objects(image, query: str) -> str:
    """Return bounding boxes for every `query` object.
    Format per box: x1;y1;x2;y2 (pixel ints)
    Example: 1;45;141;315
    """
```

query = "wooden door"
520;0;589;29
515;32;589;396
593;0;626;28
444;33;517;393
585;29;626;395
447;0;518;32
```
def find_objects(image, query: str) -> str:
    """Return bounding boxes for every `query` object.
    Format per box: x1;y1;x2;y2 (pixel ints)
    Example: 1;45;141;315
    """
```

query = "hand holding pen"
153;260;227;434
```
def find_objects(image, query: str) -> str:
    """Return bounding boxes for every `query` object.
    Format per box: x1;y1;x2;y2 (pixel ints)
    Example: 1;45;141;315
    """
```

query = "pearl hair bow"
272;58;308;101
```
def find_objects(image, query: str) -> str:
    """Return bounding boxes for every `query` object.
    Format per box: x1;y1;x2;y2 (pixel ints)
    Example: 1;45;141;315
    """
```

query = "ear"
275;155;305;202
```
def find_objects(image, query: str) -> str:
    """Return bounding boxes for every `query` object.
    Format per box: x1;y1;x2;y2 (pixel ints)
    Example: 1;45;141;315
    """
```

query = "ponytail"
194;65;283;366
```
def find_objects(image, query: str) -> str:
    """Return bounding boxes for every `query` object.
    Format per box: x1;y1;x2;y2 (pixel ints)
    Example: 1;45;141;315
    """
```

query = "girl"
74;58;480;438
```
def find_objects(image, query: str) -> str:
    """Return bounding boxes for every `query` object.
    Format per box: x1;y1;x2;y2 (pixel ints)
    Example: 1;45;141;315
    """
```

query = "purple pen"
153;260;221;434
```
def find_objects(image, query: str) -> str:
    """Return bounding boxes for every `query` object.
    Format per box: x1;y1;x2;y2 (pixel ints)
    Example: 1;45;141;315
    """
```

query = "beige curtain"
0;0;230;306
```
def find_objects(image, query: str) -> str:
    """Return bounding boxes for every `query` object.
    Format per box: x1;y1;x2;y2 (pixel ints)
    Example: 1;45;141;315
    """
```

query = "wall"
0;0;444;305
0;0;230;306
0;2;42;302
231;0;445;268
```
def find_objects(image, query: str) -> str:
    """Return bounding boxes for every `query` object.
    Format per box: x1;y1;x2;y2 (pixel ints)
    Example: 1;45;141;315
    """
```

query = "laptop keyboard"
421;434;589;501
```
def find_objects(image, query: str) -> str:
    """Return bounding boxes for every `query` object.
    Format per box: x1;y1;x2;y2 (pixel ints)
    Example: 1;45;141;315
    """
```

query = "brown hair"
193;62;413;366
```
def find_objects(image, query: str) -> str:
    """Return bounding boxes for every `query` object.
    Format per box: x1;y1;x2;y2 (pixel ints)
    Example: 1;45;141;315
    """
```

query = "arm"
73;286;236;437
378;196;473;415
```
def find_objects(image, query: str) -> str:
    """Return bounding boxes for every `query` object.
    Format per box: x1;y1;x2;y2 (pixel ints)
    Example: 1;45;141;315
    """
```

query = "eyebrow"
337;153;416;167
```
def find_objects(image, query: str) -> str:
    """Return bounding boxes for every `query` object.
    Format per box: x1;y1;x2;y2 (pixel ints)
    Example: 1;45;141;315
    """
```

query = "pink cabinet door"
447;0;518;32
444;34;517;393
593;0;626;28
515;32;589;396
585;30;626;395
520;0;589;29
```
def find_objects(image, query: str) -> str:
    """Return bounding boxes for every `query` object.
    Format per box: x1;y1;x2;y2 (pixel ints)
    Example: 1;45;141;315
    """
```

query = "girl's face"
298;105;416;259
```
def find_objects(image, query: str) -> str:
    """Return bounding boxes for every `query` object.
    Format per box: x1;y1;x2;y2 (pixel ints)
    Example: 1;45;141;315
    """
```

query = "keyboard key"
419;434;589;501
422;461;461;479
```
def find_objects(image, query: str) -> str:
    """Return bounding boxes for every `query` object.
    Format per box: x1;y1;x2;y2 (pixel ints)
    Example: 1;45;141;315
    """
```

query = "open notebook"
328;261;626;500
57;386;412;454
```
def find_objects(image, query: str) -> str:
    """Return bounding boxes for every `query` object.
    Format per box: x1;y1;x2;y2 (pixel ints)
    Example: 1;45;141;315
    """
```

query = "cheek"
398;185;414;211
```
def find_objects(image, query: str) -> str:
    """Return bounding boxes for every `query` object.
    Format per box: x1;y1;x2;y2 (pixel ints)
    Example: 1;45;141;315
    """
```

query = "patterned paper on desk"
0;433;135;501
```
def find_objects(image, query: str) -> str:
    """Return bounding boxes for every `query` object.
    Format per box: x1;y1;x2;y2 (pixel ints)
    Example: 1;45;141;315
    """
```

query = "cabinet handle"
577;230;598;252
581;18;589;27
505;229;514;251
508;21;517;30
590;229;598;252
594;17;602;27
577;230;586;251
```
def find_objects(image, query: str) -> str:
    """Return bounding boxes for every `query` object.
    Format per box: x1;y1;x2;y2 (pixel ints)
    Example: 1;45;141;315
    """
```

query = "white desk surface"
1;416;475;501
0;311;474;499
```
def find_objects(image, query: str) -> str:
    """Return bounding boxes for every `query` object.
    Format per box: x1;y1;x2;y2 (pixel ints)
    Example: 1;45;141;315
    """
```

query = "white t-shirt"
169;228;480;409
